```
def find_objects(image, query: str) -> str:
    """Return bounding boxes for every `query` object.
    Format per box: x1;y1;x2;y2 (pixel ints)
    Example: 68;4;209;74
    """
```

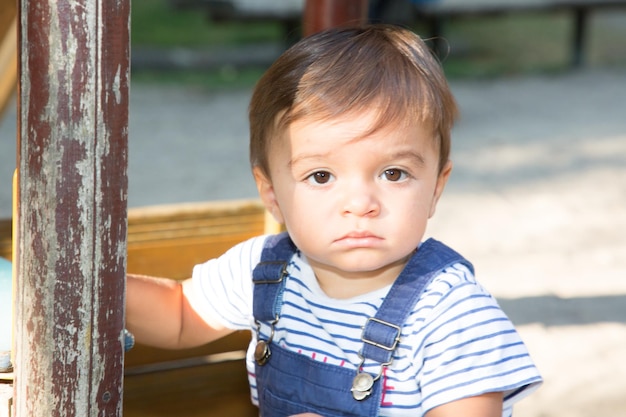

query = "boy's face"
253;110;451;298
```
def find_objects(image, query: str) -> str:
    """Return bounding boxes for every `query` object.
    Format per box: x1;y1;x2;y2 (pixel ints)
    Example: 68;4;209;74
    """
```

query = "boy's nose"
341;182;380;217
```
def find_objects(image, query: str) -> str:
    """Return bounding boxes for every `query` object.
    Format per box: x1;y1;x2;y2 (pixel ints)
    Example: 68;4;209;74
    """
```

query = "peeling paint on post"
14;1;129;416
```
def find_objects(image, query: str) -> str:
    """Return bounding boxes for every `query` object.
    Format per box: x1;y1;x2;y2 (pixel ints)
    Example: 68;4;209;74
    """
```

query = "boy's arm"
426;392;503;417
126;273;233;349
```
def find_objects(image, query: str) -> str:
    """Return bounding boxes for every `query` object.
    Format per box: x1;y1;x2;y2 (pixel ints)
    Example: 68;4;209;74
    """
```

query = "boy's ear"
253;166;284;224
429;160;452;218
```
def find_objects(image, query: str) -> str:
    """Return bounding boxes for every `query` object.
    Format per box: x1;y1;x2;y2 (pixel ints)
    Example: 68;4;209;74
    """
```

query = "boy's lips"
342;230;378;238
334;231;383;247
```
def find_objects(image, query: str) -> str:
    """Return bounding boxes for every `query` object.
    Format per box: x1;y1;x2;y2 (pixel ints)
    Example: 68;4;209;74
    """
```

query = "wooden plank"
126;199;266;279
0;220;9;262
124;359;257;417
0;0;17;118
0;16;17;118
125;330;251;368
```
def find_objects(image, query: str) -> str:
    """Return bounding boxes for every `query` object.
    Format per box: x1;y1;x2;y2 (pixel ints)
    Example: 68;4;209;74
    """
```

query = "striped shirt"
185;235;542;416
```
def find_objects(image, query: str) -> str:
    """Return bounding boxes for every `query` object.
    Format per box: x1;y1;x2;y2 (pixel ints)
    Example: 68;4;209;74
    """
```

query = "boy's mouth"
334;231;383;248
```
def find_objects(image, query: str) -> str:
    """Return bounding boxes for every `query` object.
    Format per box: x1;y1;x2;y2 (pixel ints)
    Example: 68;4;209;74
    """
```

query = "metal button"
351;372;374;400
254;340;271;366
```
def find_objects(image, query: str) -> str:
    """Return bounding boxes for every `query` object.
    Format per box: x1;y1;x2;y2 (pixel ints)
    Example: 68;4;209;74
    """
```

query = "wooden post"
13;0;130;416
303;0;369;37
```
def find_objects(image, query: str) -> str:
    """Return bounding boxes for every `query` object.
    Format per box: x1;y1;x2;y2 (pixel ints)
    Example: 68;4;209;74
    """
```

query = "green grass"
130;0;281;89
131;0;283;47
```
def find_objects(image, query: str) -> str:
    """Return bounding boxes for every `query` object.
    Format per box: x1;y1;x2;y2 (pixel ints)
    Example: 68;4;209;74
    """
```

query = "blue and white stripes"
186;235;541;416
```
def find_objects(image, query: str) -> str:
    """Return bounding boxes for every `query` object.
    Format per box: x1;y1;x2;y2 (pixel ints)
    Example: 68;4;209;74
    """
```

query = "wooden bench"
1;199;276;417
412;0;626;67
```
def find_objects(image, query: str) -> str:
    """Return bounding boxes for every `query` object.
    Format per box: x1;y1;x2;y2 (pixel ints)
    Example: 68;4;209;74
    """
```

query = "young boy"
127;25;541;417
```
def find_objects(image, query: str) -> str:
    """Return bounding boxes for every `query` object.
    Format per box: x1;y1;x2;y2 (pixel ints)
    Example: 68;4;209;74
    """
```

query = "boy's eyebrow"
388;150;427;165
288;150;334;167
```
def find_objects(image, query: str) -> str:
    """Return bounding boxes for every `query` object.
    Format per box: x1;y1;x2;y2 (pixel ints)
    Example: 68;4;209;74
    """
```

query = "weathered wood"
14;1;130;416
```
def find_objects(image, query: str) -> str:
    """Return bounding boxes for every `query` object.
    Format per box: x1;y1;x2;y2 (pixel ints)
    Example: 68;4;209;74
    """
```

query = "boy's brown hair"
249;24;457;177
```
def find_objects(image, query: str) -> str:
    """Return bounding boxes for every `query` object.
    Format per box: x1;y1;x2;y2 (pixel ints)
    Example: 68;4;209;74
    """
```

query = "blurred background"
2;0;626;214
1;0;626;416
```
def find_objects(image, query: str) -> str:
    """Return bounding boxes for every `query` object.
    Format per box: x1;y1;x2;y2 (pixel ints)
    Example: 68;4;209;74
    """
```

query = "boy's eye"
306;171;333;185
382;168;407;182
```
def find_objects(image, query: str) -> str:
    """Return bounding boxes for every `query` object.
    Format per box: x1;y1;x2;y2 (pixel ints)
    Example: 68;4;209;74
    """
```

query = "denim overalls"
252;232;472;417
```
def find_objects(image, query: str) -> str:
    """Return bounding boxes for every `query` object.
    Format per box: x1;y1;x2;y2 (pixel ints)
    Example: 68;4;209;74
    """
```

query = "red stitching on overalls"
381;367;394;406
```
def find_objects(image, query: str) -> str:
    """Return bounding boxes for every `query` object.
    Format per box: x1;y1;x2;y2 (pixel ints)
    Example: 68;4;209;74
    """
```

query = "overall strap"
360;238;474;364
252;232;297;322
